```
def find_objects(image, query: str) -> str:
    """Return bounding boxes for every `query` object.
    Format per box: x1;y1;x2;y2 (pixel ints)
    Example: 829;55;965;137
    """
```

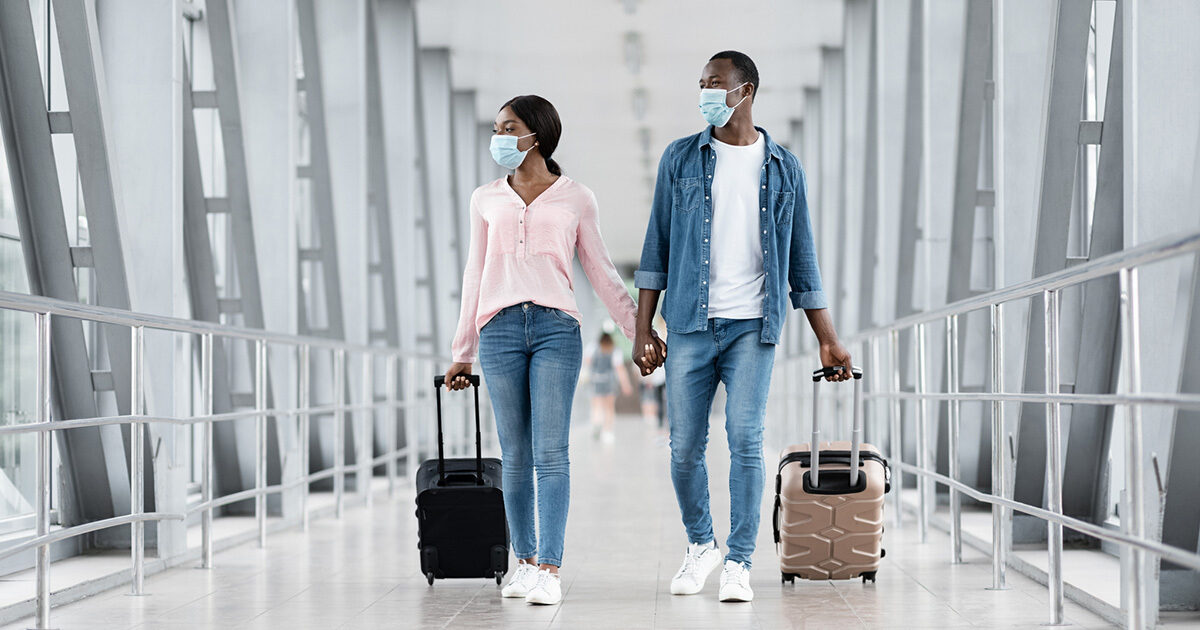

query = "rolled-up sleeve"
788;166;828;310
635;145;674;291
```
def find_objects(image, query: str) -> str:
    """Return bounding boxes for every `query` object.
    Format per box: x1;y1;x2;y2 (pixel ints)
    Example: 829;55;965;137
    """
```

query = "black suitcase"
416;374;508;585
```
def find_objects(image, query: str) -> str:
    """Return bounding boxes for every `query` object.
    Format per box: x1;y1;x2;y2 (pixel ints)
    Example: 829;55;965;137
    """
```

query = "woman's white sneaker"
524;569;562;605
718;560;754;602
670;542;722;595
500;562;539;598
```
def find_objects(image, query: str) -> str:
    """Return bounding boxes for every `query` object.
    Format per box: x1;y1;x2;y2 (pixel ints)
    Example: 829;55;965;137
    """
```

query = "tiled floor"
0;416;1151;629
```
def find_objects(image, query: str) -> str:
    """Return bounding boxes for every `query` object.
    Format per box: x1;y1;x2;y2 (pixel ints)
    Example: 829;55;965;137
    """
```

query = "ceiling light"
631;89;648;121
623;32;642;74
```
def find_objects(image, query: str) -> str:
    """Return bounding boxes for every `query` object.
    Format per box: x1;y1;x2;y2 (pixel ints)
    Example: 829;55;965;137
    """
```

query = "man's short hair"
709;50;760;100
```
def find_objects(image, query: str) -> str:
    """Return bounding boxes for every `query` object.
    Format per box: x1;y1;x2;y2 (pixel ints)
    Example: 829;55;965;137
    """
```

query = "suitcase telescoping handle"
809;366;864;488
433;374;483;485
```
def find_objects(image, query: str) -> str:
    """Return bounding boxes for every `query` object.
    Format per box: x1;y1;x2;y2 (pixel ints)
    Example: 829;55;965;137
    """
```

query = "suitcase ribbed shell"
776;441;887;580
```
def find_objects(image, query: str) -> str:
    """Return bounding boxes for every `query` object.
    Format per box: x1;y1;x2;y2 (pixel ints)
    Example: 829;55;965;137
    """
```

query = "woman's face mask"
698;83;748;128
490;132;536;170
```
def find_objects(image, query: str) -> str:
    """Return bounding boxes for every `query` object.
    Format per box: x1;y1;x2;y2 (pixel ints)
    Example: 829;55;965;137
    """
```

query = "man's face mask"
698;82;748;127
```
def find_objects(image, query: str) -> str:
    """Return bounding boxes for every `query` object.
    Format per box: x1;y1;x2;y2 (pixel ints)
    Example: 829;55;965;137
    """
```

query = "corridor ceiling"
416;0;844;264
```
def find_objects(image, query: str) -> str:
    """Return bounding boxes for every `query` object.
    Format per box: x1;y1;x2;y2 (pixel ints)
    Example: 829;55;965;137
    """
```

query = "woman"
444;95;657;606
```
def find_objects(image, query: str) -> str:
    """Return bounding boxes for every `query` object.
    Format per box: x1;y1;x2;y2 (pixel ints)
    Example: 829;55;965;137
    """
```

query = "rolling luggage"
416;374;508;585
773;366;891;584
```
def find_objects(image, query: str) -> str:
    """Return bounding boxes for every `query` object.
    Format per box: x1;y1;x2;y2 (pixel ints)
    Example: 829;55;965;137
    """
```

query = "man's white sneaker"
500;562;539;598
524;569;562;605
718;560;754;602
670;542;722;595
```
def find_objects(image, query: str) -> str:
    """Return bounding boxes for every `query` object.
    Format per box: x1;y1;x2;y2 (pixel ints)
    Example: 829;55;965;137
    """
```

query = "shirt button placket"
519;206;527;257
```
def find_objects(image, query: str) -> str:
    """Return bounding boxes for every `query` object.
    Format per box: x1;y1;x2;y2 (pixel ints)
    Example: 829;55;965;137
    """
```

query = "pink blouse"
451;176;638;364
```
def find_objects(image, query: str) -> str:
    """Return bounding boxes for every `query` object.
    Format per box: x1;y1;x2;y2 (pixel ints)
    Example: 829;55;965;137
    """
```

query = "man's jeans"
479;302;582;567
665;317;775;567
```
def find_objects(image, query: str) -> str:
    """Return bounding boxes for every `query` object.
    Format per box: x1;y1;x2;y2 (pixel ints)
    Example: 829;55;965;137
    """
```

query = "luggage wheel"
426;571;435;586
494;570;504;585
781;572;795;585
861;571;877;584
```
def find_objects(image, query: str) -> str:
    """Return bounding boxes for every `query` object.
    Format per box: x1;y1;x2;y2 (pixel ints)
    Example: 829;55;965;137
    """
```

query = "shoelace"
532;570;555;592
722;562;743;583
513;563;535;585
677;546;701;577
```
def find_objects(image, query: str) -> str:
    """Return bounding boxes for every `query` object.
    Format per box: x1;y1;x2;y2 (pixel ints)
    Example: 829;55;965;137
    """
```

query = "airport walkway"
0;417;1124;630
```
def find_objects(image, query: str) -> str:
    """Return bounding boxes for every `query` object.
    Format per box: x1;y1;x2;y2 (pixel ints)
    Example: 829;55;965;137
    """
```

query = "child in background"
584;332;631;444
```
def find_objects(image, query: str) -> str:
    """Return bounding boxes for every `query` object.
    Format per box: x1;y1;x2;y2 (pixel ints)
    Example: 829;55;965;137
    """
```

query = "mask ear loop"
519;131;537;151
726;82;750;109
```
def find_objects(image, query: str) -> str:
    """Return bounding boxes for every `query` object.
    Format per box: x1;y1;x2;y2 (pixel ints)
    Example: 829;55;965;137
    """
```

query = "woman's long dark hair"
501;95;563;175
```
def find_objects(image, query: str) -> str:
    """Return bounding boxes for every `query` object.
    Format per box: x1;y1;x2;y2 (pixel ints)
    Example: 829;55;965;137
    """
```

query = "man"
632;50;851;603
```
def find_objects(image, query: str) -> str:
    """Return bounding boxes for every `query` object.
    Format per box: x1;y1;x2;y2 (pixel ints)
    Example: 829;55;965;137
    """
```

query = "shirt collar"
698;125;782;161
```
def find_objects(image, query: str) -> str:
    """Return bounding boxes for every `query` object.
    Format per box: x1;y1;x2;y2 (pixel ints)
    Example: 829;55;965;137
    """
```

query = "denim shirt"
634;126;826;345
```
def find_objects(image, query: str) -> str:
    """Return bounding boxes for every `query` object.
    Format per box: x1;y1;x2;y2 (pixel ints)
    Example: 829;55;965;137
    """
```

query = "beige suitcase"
772;366;890;584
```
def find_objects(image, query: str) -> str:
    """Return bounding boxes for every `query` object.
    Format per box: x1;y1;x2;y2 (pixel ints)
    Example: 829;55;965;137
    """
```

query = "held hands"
633;328;667;376
444;362;474;391
819;341;853;382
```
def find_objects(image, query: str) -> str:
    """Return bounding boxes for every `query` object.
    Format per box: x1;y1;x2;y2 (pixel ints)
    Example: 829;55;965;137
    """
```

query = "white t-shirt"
708;132;766;319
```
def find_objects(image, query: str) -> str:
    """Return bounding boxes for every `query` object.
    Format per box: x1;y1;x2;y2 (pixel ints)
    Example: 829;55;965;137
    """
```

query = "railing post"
361;353;374;505
915;322;930;542
1043;289;1064;625
869;338;881;450
386;355;398;497
888;329;903;530
988;303;1008;590
946;314;962;564
200;333;214;568
334;348;345;518
34;312;51;628
299;344;311;532
130;325;145;595
1120;268;1147;630
255;339;267;548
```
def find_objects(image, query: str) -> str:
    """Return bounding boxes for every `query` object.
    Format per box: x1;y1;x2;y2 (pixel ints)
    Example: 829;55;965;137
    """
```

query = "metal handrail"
853;230;1200;336
777;228;1200;629
0;288;446;359
0;291;485;630
0;400;412;436
891;462;1200;573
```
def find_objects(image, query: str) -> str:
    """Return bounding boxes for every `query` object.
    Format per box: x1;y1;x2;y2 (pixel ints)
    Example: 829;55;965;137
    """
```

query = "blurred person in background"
583;332;632;444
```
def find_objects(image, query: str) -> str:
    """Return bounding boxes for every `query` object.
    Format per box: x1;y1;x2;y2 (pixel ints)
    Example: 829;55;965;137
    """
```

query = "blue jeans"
478;302;582;567
665;318;776;568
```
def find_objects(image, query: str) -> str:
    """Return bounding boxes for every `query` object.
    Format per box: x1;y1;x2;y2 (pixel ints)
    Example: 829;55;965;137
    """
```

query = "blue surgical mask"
489;132;536;170
698;83;748;127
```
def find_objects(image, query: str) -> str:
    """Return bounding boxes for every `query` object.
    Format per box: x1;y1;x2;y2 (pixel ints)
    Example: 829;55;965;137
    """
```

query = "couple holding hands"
443;50;852;606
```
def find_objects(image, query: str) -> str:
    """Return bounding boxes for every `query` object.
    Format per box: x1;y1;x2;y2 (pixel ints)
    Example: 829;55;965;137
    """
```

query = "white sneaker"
524;569;562;605
718;560;754;602
500;562;539;598
670;541;722;595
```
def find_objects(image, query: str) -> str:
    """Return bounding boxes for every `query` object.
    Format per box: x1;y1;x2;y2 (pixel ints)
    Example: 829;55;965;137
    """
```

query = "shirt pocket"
673;177;702;213
772;190;795;227
526;203;578;259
